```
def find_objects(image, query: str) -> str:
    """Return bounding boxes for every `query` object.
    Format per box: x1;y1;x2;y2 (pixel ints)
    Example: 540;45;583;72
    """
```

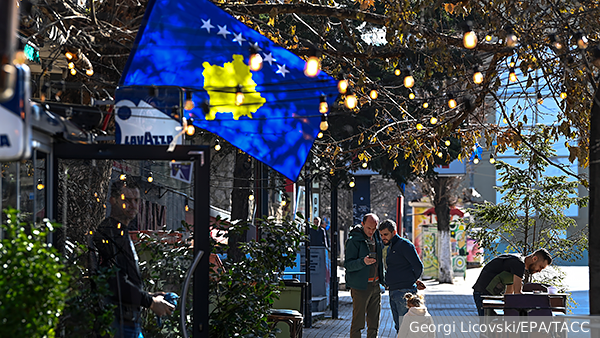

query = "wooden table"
482;293;567;316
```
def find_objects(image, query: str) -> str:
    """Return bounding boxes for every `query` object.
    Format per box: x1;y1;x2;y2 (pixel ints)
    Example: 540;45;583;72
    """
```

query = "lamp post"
329;173;339;319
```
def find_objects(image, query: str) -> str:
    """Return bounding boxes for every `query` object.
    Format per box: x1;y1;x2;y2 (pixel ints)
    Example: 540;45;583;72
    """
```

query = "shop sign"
0;64;31;161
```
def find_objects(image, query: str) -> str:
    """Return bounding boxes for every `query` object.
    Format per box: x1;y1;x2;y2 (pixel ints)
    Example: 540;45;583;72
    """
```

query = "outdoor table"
481;293;567;316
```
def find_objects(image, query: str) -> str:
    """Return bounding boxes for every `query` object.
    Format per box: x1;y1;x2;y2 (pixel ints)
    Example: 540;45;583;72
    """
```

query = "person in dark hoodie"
344;213;385;338
379;219;425;334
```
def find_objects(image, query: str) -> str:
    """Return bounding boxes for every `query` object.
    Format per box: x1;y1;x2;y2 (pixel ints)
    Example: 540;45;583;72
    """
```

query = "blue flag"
120;0;338;181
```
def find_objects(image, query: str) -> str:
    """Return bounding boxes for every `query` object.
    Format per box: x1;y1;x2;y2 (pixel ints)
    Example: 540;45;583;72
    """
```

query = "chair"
268;309;303;338
504;294;552;316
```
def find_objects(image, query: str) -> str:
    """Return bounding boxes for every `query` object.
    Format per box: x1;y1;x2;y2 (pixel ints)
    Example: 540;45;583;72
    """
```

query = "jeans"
473;290;484;316
389;287;417;332
113;320;144;338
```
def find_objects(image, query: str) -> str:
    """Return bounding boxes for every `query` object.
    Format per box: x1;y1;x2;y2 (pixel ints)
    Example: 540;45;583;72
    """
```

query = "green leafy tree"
470;128;588;280
0;208;69;338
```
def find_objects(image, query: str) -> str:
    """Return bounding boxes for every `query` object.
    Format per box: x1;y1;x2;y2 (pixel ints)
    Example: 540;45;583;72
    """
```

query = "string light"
186;124;195;136
574;32;588;49
317;131;324;139
537;92;544;105
36;179;44;190
65;51;74;60
248;194;255;201
509;57;516;68
369;88;378;100
437;151;443;158
473;155;480;164
119;173;127;181
549;34;562;50
304;48;321;77
560;88;567;100
185;91;195;110
320;115;329;131
147;172;154;183
416;123;424;130
337;76;349;94
319;94;328;114
422;102;429;109
281;199;287;206
394;68;401;76
345;91;358;109
409;92;415;100
489;154;496;164
485;34;493;42
404;72;415;89
70;68;77;76
509;68;517;82
235;85;244;106
362;161;368;168
249;44;263;71
349;178;356;188
86;69;94;76
185;201;190;212
445;140;451;147
463;21;477;49
214;139;221;151
68;62;75;69
447;94;457;109
430;113;438;125
473;66;484;84
506;30;518;48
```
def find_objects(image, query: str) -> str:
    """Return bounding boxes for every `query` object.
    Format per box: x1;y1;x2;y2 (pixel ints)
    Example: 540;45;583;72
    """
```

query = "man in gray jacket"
379;219;425;333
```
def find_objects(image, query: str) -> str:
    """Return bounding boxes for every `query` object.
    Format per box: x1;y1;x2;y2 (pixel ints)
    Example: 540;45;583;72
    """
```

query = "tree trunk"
227;151;252;262
432;177;454;284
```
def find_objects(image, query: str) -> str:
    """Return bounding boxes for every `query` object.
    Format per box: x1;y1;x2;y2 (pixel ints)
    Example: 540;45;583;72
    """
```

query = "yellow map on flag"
202;54;266;120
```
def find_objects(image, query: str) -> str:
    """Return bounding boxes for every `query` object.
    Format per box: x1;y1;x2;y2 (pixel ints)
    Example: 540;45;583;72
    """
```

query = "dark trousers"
473;290;485;316
350;282;381;338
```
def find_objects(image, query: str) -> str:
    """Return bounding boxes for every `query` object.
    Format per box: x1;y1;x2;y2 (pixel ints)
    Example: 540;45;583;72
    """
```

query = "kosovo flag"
120;0;338;181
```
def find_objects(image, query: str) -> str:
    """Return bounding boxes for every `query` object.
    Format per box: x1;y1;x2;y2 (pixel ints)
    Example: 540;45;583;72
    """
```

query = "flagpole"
304;165;312;328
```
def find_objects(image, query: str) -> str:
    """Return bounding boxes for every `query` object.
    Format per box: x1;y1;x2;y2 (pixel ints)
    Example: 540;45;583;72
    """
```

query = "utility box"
299;246;330;311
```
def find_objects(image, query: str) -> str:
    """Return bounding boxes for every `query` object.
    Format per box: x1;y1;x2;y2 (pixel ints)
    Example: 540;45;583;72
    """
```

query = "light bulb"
319;95;328;113
65;51;74;60
121;193;125;200
320;120;329;131
68;62;75;69
119;173;126;180
537;93;544;105
473;69;483;84
235;85;244;106
147;173;154;183
362;161;368;168
248;194;255;201
369;89;378;100
349;180;355;188
214;143;221;151
509;69;517;82
437;151;443;158
422;102;429;109
473;156;480;164
503;118;508;124
186;125;195;136
304;56;320;77
317;131;324;139
404;75;415;88
485;34;492;42
36;180;44;190
184;99;195;111
506;33;518;48
395;69;401;76
430;116;438;125
560;90;567;100
416;123;424;130
281;200;287;206
345;93;357;109
409;92;415;100
448;98;457;109
70;68;76;76
575;33;588;49
463;31;477;49
489;154;496;164
249;52;263;71
445;140;451;147
86;69;94;76
185;204;190;212
338;79;349;94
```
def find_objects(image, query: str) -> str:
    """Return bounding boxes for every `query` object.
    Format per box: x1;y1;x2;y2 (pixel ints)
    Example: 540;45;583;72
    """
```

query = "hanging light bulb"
489;154;496;164
430;114;438;125
36;179;44;190
70;68;77;76
506;31;518;48
560;88;567;100
394;68;401;76
362;161;368;168
65;51;74;60
248;194;255;201
445;140;451;147
86;68;94;76
281;199;287;207
463;21;477;49
437;151;443;158
186;124;195;136
509;68;517;82
68;62;75;69
317;131;324;139
549;34;563;50
473;66;484;84
447;94;457;109
485;34;493;42
509;57;516;68
319;94;328;114
320;115;329;131
119;173;126;181
235;85;244;106
147;172;154;183
404;73;415;88
345;91;358;109
473;155;480;164
537;92;544;105
214;139;221;151
369;88;378;100
185;202;190;212
422;102;429;109
409;92;415;100
416;123;424;130
304;48;321;77
349;178;356;188
184;91;195;110
338;77;349;94
248;44;263;71
574;32;588;49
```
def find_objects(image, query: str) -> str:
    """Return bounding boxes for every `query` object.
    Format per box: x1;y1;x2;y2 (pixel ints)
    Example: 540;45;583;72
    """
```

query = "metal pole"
0;0;18;100
193;150;210;338
590;83;600;320
304;171;312;327
330;174;339;318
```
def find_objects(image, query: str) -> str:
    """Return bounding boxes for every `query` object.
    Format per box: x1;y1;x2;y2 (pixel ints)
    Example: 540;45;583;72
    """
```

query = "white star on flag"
276;64;289;77
232;32;246;46
217;25;231;38
263;52;276;66
200;19;215;33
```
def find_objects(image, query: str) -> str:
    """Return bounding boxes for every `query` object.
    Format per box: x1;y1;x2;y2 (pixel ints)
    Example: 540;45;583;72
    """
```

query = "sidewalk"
302;266;589;337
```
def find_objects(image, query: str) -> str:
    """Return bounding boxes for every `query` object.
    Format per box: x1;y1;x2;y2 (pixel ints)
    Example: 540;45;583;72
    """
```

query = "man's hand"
363;256;376;265
416;280;426;290
150;295;175;317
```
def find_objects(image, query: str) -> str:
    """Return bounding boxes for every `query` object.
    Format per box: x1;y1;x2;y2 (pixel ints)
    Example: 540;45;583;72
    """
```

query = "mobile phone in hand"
368;252;377;259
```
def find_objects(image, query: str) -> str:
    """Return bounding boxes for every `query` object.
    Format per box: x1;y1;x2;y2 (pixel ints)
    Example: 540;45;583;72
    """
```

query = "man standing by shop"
93;179;175;338
344;213;384;338
378;219;425;333
472;249;553;316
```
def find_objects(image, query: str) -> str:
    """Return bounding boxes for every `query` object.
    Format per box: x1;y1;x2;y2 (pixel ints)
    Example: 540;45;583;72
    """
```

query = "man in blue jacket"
344;213;384;338
379;219;425;333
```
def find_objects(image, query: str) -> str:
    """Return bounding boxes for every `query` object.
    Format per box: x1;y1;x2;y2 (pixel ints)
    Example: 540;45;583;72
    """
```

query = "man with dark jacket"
344;213;384;338
379;219;425;333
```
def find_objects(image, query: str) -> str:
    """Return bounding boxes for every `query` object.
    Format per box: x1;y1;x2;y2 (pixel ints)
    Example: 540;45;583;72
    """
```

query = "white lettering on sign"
123;133;174;145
